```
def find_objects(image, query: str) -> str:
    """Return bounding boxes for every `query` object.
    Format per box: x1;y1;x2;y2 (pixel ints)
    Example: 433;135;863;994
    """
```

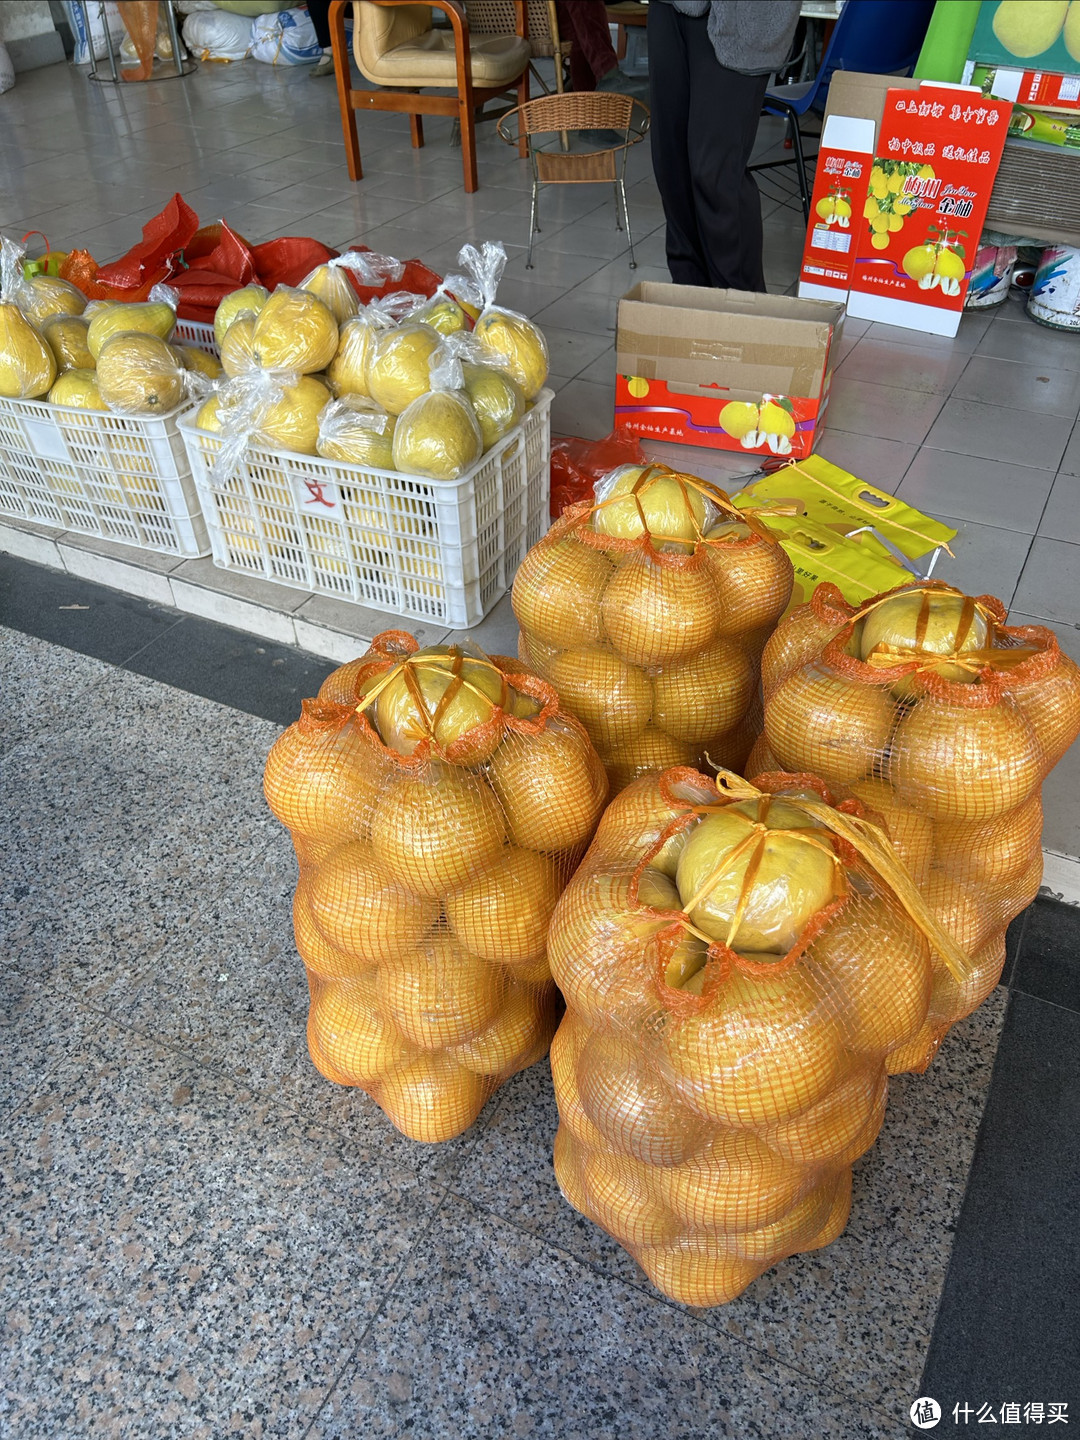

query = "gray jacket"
663;0;802;76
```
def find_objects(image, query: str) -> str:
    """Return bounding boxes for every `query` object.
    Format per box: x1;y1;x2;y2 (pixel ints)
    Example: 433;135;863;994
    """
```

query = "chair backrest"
353;1;432;73
462;0;553;54
818;0;936;92
512;90;636;137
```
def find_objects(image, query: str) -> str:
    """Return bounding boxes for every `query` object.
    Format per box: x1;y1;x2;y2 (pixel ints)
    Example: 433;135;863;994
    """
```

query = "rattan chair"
462;1;571;94
497;92;649;267
329;0;530;194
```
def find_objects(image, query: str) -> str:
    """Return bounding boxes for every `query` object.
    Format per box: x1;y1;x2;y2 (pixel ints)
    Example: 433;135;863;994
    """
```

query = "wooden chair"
462;2;571;96
497;91;649;267
329;0;531;194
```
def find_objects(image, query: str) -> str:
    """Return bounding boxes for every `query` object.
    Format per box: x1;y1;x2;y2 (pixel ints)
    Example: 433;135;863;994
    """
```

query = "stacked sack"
0;234;215;413
513;462;793;792
264;632;608;1142
549;765;970;1306
755;580;1080;1072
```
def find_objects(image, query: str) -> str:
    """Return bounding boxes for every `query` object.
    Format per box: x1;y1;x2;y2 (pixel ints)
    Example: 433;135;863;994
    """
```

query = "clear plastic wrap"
365;320;441;416
549;765;971;1306
1;234;87;327
299;250;405;326
250;284;339;374
326;291;417;398
85;282;179;359
513;464;794;793
409;270;481;335
40;314;95;371
0;237;57;398
93;326;204;415
219;310;259;378
203;366;332;471
391;344;483;481
214;284;270;350
264;633;609;1142
434;330;525;452
760;581;1080;1071
316;393;396;468
458;241;549;399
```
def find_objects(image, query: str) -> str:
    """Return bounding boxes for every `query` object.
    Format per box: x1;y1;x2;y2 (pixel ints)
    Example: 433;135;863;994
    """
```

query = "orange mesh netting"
264;632;609;1143
548;764;969;1307
512;462;794;797
759;580;1080;1073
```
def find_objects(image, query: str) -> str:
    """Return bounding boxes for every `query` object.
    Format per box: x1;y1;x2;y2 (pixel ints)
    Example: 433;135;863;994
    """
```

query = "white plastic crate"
179;390;553;628
173;317;219;355
0;394;210;557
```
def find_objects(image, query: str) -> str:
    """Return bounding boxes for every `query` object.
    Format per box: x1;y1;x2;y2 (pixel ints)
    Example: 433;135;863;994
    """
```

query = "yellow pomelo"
580;1147;681;1250
486;721;607;854
376;933;502;1049
20;275;85;328
765;665;895;788
452;986;555;1077
601;556;722;669
300;263;361;325
415;294;467;335
461;361;524;450
87;300;175;359
0;302;56;398
366;323;440;415
307;841;438;962
890;695;1041;821
327;313;379;396
652;638;755;745
307;975;413;1086
512;537;613;652
992;0;1068;58
847;777;935;885
545;646;653;755
605;726;697;793
48;368;106;410
1067;0;1080;61
369;766;506;899
934;793;1043;893
577;1029;707;1166
703;525;794;633
587;771;709;875
41;314;94;371
473;307;548;398
317;406;395;468
593;466;707;548
636;1246;764;1307
392;389;482;480
195;394;222;432
720;1172;842;1263
928;931;1007;1028
675;799;838;953
761;1063;886;1167
293;886;376;980
923;870;999;953
373;646;506;759
744;732;781;779
95;332;184;414
220;312;257;378
802;1165;853;1252
258;375;332;455
376;1051;489;1141
264;697;381;838
761;602;850;701
214;284;269;349
551;1124;592;1217
1008;654;1080;768
653;1128;808;1234
252;286;338;373
860;589;989;687
172;343;222;380
550;1019;609;1150
664;966;843;1126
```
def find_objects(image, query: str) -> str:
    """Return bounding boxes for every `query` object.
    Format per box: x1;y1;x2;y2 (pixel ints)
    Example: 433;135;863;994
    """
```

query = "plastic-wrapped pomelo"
372;645;507;761
545;646;653;755
214;284;269;349
41;314;94;371
577;1030;708;1167
593;465;708;549
703;523;794;633
601;556;722;669
487;721;608;854
473;307;548;399
860;588;989;689
675;799;839;953
220;312;257;378
300;263;364;325
376;934;502;1049
0;302;56;398
259;375;331;455
664;966;843;1127
653;1128;808;1234
765;666;896;788
370;765;505;899
87;299;175;358
252;286;338;373
579;1147;681;1250
48;368;106;410
605;727;698;793
511;538;612;651
1007;650;1080;768
453;986;555;1076
316;396;396;468
635;1245;763;1308
761;599;851;701
327;313;379;397
307;841;438;962
445;847;560;967
461;360;524;450
308;975;414;1085
376;1051;488;1143
195;393;223;432
366;322;440;414
890;693;1041;821
293;887;376;980
806;897;931;1056
760;1064;886;1167
652;639;755;746
415;293;468;335
847;778;935;886
21;274;86;327
392;388;482;480
95;332;184;414
172;343;222;380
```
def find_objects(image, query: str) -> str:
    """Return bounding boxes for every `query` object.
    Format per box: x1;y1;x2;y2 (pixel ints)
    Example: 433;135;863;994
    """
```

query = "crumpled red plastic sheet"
549;428;646;518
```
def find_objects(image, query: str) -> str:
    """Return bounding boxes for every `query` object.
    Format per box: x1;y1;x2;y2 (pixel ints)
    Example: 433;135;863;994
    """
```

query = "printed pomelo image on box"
847;86;1012;336
798;113;875;301
969;0;1080;76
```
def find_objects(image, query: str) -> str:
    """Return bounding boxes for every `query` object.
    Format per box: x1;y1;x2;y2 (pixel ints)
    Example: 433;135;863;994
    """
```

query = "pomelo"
306;841;438;962
376;1051;489;1141
512;536;613;652
369;765;506;899
376;933;502;1049
601;555;722;669
486;720;607;854
445;846;561;966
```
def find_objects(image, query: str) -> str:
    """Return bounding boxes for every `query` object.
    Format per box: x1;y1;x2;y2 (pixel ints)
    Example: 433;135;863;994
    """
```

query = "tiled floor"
1;45;1080;1440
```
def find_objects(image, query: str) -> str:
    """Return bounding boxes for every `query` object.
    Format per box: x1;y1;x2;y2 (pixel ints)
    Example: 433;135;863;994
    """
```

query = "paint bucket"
964;244;1016;310
1027;246;1080;331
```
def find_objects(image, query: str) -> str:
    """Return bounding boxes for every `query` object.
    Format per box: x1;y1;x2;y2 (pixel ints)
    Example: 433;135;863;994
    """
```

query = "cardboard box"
614;283;844;460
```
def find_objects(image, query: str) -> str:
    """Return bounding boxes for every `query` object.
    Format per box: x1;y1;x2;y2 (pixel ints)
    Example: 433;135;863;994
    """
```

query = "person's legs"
307;0;335;75
647;4;709;286
555;0;618;90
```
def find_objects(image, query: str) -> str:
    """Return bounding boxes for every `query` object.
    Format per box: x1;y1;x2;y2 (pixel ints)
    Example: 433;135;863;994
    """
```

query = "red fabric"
94;194;199;289
549;428;645;517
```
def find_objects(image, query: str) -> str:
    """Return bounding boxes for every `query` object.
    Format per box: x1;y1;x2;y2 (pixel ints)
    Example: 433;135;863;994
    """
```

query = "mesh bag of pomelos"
752;580;1080;1073
549;764;975;1307
264;632;608;1142
512;462;794;795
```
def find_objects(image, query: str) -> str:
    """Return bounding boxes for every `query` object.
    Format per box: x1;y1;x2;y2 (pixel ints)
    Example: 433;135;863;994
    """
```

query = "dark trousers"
307;0;331;48
647;4;769;291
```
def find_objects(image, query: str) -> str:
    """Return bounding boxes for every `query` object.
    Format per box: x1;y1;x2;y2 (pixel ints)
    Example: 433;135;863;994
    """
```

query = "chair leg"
516;71;529;158
329;0;362;181
619;180;636;266
553;44;569;150
458;97;479;193
788;115;810;222
526;181;539;268
410;113;424;150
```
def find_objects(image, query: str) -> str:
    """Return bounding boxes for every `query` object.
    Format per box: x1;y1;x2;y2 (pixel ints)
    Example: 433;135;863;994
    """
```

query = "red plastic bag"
345;245;442;305
252;237;340;290
549;428;646;518
170;222;259;321
94;193;199;290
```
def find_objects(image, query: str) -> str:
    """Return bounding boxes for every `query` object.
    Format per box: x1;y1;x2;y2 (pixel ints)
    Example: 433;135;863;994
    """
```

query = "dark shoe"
595;66;648;100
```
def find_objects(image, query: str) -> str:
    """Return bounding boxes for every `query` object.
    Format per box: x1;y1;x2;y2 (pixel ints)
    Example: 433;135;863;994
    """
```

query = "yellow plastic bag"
754;512;917;614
